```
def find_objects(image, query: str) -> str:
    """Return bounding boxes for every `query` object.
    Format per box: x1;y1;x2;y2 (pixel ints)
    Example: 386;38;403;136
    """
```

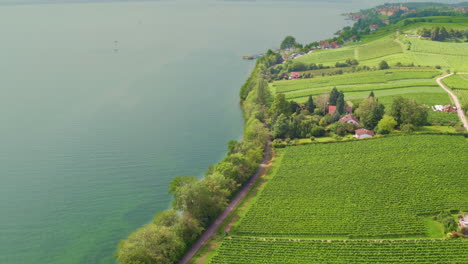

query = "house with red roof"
290;72;301;80
328;105;336;114
369;24;379;31
330;42;341;49
339;115;360;126
354;129;375;139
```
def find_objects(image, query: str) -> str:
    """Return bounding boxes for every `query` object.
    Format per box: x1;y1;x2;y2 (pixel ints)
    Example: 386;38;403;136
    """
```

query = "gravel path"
178;140;272;264
436;73;468;130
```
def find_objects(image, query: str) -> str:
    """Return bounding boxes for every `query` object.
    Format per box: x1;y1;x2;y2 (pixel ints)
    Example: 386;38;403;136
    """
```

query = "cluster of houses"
319;41;341;50
373;4;414;16
346;13;369;21
328;104;376;139
337;113;376;139
432;105;457;113
450;6;468;13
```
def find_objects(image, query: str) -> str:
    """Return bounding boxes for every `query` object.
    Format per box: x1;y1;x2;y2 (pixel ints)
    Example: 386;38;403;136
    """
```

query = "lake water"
0;0;452;263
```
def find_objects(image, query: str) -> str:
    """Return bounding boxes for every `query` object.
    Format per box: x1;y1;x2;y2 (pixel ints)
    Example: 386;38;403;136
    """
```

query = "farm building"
328;105;337;114
459;215;468;237
290;72;301;80
355;129;375;139
339;115;360;125
433;105;457;113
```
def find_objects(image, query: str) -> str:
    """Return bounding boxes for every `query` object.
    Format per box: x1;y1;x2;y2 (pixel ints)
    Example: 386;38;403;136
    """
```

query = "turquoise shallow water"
0;0;450;263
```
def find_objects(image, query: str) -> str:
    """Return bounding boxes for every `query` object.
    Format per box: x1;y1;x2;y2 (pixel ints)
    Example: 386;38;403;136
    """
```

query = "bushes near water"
116;54;273;264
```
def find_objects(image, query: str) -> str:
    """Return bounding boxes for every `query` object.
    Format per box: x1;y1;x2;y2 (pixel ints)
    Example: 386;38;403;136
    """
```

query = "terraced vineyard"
443;74;468;107
443;74;468;90
272;69;440;94
270;69;450;107
233;136;468;238
357;37;403;61
210;238;468;264
294;18;468;71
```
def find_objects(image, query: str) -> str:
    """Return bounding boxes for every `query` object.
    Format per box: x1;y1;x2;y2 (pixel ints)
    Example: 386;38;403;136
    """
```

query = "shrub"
311;126;326;137
401;124;416;133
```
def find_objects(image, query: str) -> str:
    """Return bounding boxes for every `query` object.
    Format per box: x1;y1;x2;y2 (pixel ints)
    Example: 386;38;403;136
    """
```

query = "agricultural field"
271;69;441;94
356;36;403;61
294;17;468;71
443;74;468;107
294;47;355;66
443;74;468;90
210;238;468;264
270;69;450;109
233;136;468;239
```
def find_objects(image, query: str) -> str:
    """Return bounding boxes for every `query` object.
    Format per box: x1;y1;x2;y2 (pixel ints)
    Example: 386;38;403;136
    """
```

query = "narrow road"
436;73;468;130
178;140;272;264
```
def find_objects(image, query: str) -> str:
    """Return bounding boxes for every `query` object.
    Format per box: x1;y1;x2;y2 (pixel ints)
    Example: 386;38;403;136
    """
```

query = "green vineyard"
209;238;468;264
233;136;468;238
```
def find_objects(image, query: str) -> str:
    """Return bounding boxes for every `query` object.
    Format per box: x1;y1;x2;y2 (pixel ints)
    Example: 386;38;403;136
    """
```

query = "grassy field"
232;136;467;239
294;17;468;71
210;238;468;264
270;69;450;109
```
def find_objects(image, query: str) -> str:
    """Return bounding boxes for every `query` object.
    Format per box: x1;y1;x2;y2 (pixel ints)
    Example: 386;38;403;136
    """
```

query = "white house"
354;129;375;139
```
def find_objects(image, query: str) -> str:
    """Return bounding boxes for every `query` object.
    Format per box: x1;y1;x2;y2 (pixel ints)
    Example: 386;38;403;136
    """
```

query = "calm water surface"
0;0;449;263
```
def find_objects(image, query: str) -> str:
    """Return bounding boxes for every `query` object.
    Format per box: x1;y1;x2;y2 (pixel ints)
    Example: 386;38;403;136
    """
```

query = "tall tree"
390;97;428;126
356;95;385;129
329;87;340;105
379;60;390;70
280;36;297;50
272;114;289;138
336;92;345;114
269;93;291;120
256;78;271;105
116;225;184;264
305;95;315;113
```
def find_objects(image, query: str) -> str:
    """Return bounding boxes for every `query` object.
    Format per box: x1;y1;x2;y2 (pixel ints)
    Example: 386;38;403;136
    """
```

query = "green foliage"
434;211;458;233
376;115;398;134
379;60;390;70
280;36;298;50
173;213;203;246
355;95;385;129
210;238;468;263
234;136;468;238
272;114;289;139
401;124;416;133
390;97;429;126
310;126;326;137
269;94;291;120
116;225;184;264
305;95;315;113
153;210;179;227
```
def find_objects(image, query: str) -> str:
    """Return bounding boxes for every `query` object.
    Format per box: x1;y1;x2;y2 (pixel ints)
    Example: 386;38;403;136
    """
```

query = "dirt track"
178;140;272;264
